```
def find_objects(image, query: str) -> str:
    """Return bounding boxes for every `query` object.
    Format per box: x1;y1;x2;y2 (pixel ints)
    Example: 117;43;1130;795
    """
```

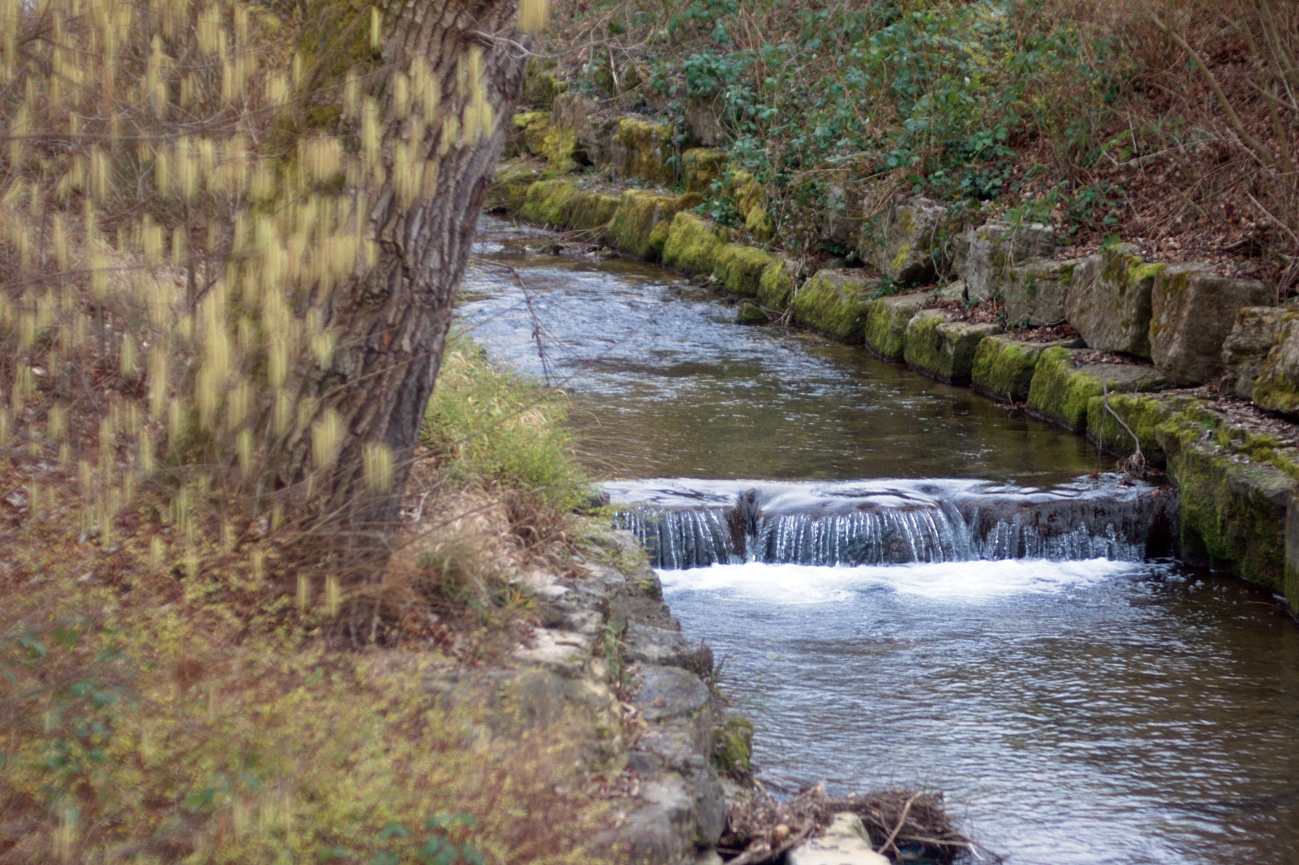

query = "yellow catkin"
518;0;549;34
311;409;341;468
363;442;393;492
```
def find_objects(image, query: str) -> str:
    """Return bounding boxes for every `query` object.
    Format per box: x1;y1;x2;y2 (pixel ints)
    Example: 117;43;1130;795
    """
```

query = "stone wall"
492;100;1299;618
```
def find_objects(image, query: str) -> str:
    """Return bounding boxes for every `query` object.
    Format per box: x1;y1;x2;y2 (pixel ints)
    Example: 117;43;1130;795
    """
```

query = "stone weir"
606;476;1178;569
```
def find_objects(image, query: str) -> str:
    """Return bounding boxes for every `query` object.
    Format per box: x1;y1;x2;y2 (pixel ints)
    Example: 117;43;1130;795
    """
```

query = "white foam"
658;558;1132;605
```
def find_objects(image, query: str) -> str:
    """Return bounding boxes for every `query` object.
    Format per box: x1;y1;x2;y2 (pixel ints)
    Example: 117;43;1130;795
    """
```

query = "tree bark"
274;0;528;572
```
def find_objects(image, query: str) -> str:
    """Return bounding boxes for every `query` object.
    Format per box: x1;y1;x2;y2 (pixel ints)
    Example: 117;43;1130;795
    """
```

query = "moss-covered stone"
757;258;797;310
521;60;565;111
863;294;927;361
1251;312;1299;415
971;335;1075;403
608;190;686;261
565;190;622;233
714;245;776;297
711;717;754;775
609;117;676;185
1001;258;1079;327
735;301;768;325
791;269;881;343
1150;265;1271;386
1085;392;1204;468
485;160;544;213
745;204;773;241
1066;245;1161;358
661;212;729;277
1027;348;1171;431
518;178;579;226
1161;427;1292;591
682;148;729;194
904;313;1002;385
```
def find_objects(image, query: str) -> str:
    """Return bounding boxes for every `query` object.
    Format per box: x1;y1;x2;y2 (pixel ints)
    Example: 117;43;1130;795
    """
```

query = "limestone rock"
735;300;769;325
1085;392;1202;469
662;212;729;277
1253;312;1299;415
633;664;710;723
963;220;1055;301
904;311;1002;386
863;294;927;361
625;621;715;673
1069;246;1167;357
972;335;1082;404
714;244;777;297
687;98;725;146
485;159;543;213
1027;347;1170;431
864;196;948;286
788;813;889;865
550;93;616;167
791;269;881;343
758;257;799;310
610;117;676;186
1002;258;1080;327
1222;307;1286;399
609;190;687;261
1164;435;1292;591
682;148;728;195
615;776;697;865
1150;265;1271;385
821;184;864;253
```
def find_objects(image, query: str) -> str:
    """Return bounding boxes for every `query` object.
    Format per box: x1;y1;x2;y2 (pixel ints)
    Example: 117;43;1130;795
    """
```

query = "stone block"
682;148;728;194
971;335;1080;403
610;116;676;186
662;212;730;277
791;269;881;343
625;622;714;674
1065;245;1161;357
1252;312;1299;415
485;160;543;213
551;93;617;168
1150;265;1271;385
1085;392;1202;469
863;294;927;361
863;196;948;286
687;98;725;146
1002;258;1080;327
632;664;710;723
714;244;776;297
1027;347;1170;431
788;813;889;865
757;257;798;310
1162;432;1292;591
963;220;1055;301
821;184;864;252
1222;306;1287;400
904;312;1002;385
609;191;687;261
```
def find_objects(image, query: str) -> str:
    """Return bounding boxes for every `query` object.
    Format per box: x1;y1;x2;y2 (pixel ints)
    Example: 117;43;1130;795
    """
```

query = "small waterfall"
606;477;1177;570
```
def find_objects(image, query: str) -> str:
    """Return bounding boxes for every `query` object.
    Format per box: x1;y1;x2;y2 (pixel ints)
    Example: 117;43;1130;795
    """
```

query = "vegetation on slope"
537;0;1297;288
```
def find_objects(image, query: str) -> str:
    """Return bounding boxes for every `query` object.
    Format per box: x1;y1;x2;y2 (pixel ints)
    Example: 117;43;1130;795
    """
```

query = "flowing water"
461;217;1299;865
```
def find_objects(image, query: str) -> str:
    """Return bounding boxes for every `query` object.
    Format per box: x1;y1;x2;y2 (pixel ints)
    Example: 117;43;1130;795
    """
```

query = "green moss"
682;148;729;194
1162;435;1291;591
612;117;675;185
566;190;621;233
522;60;565;110
1026;348;1101;431
485;161;543;214
745;204;773;241
1084;392;1201;468
519;179;579;226
757;259;796;310
971;335;1042;403
714;245;776;297
904;317;1000;385
891;242;912;274
607;190;686;260
711;717;755;776
1251;313;1299;414
661;212;729;276
863;295;926;361
735;300;768;325
790;270;880;343
903;311;947;376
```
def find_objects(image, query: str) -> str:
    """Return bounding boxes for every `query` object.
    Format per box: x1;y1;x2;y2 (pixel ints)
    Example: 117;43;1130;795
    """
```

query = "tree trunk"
274;1;529;574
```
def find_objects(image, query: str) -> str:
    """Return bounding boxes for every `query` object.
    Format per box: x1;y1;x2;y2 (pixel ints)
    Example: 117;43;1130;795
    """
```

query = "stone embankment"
437;521;758;864
491;84;1299;621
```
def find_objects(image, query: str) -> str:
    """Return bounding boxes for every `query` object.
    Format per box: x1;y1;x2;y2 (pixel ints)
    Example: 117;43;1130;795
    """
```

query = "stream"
461;217;1299;865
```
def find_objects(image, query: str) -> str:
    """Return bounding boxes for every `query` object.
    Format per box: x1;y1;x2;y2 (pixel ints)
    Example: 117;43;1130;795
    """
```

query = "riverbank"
489;102;1299;615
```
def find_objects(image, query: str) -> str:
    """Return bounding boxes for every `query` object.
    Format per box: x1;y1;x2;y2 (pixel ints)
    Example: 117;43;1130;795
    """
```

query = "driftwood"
719;783;1000;864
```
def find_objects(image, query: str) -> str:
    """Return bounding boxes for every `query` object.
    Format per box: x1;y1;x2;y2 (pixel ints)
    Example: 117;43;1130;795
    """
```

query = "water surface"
461;216;1299;865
